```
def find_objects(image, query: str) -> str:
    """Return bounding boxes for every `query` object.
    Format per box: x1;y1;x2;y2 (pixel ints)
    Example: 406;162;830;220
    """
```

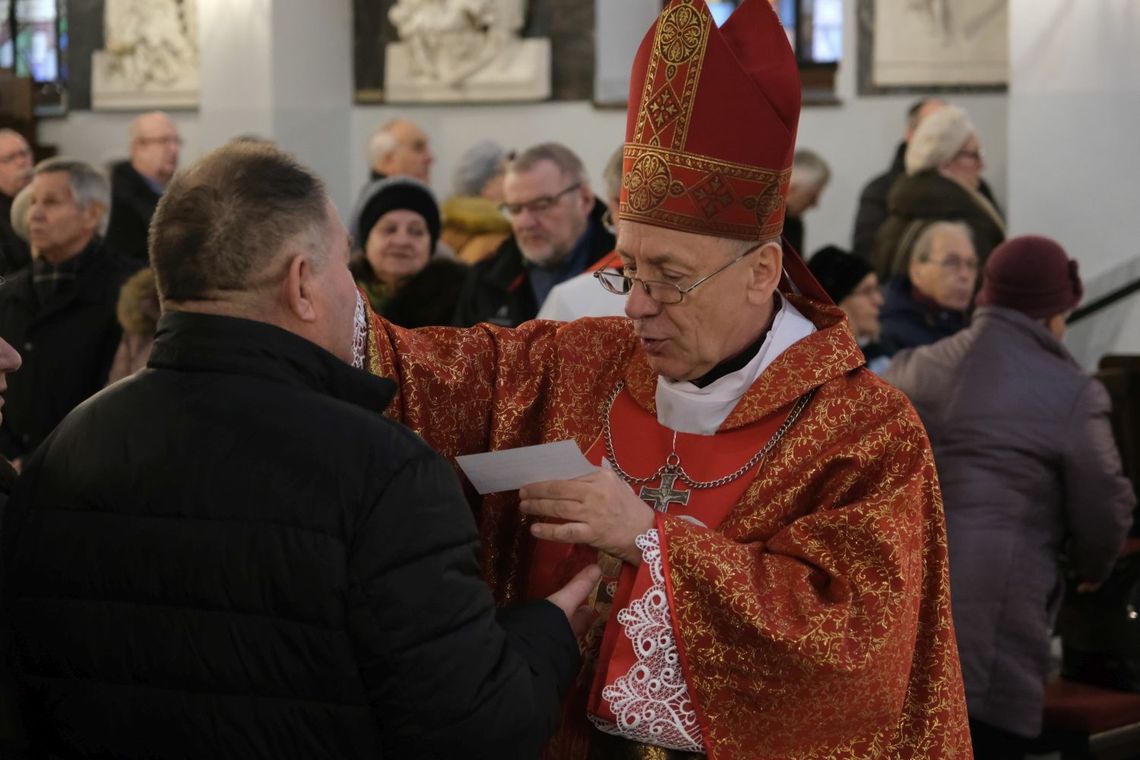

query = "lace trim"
591;529;705;753
351;290;368;369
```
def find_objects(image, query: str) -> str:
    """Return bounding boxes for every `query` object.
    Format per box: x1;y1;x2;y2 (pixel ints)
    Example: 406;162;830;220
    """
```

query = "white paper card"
455;441;597;494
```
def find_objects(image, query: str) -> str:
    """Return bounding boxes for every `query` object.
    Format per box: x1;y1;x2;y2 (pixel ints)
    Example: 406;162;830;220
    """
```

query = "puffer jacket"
884;306;1134;736
1;311;580;759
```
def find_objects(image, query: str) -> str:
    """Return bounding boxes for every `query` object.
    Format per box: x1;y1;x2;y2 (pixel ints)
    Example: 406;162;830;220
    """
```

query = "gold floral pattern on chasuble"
364;297;971;758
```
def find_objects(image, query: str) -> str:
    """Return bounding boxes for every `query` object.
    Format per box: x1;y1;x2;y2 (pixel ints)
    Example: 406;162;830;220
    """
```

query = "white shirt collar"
654;294;816;436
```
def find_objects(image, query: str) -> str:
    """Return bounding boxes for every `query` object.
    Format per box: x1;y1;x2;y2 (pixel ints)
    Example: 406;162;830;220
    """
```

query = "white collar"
654;294;816;436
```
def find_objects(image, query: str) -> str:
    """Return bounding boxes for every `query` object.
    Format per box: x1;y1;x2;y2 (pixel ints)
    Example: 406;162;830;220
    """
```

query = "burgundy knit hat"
976;235;1083;319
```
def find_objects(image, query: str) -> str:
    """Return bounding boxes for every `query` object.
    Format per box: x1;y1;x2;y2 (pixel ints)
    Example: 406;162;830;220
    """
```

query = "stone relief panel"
354;0;593;104
91;0;199;109
384;0;550;102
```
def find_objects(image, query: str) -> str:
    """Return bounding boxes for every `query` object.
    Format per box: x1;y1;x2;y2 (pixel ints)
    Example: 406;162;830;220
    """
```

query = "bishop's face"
616;221;780;382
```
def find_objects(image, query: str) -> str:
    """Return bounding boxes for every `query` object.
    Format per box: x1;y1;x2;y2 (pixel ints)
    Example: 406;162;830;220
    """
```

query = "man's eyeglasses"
0;148;30;165
594;244;760;305
955;149;983;164
138;136;183;147
500;183;580;217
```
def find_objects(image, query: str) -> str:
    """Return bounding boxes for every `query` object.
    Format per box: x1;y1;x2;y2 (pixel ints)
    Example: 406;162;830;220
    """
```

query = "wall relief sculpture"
384;0;551;102
92;0;200;109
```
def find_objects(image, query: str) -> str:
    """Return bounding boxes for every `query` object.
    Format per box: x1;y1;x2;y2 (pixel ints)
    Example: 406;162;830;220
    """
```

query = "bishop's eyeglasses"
593;244;761;305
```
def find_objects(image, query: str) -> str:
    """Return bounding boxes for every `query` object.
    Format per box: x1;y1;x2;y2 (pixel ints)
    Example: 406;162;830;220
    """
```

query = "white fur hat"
904;105;976;176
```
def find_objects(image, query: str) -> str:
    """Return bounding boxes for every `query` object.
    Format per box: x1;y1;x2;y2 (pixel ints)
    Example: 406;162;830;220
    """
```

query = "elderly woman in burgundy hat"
885;235;1135;760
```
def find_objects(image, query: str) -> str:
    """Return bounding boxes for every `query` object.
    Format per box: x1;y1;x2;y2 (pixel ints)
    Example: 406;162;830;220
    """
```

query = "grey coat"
884;306;1134;737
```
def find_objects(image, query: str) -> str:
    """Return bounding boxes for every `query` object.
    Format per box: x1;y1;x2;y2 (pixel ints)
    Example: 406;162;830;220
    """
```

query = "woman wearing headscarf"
871;104;1006;279
350;177;467;328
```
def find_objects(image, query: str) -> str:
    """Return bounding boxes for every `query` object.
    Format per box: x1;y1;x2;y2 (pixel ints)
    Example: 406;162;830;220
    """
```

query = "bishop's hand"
520;468;656;565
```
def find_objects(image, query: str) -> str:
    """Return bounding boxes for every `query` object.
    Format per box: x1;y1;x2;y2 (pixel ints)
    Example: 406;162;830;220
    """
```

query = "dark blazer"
1;311;580;759
105;160;162;262
884;306;1135;737
454;199;614;328
0;241;139;458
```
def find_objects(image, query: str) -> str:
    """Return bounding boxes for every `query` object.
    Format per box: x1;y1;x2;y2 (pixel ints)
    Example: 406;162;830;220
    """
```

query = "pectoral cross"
639;470;691;512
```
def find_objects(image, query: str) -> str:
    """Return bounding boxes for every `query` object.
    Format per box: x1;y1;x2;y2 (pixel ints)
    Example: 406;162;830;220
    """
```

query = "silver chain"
602;381;813;489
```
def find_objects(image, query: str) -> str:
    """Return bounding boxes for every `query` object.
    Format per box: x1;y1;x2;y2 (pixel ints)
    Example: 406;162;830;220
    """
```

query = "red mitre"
619;0;800;243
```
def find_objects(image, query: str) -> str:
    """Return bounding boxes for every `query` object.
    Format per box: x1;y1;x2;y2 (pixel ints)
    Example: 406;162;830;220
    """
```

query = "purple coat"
884;306;1135;737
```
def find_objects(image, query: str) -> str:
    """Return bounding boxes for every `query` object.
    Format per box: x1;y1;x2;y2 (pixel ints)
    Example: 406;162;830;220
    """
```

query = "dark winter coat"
0;193;30;276
884;306;1135;737
0;240;139;459
852;144;1003;262
870;169;1005;279
352;256;469;329
0;310;580;759
877;275;967;357
453;199;614;328
105;160;162;262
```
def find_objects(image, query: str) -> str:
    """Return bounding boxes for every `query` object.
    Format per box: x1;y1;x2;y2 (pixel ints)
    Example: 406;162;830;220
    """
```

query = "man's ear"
745;241;783;305
282;253;318;323
84;201;107;233
578;184;595;212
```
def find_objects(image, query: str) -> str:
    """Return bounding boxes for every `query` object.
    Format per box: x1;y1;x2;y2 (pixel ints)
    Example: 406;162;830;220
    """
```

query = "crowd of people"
0;0;1133;758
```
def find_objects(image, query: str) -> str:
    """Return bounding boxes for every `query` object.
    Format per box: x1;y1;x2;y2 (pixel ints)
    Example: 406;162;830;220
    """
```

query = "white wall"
1008;0;1140;279
1005;1;1140;366
38;0;1008;255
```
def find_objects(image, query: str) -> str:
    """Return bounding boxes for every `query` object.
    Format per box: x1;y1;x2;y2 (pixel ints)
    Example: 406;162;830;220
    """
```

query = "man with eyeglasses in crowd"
0;130;33;275
105;111;182;262
879;219;978;356
453;142;614;327
358;0;969;756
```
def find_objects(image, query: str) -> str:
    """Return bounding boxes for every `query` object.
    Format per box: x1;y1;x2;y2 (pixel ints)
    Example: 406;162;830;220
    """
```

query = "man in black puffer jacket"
0;142;597;759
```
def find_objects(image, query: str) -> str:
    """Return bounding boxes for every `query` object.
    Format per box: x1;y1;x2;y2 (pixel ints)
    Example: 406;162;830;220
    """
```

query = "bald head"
129;111;181;187
369;119;433;182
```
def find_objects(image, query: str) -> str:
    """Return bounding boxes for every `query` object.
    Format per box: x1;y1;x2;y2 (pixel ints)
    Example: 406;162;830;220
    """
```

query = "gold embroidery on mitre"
690;173;736;219
625;151;675;213
633;0;711;151
622;144;789;239
743;180;786;228
658;2;705;64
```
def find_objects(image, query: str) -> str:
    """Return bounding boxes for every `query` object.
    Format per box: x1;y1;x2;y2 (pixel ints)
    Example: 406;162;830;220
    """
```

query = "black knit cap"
807;245;873;303
354;177;441;253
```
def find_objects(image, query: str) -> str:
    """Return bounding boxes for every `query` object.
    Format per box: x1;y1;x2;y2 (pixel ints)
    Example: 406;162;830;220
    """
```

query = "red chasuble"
364;296;972;759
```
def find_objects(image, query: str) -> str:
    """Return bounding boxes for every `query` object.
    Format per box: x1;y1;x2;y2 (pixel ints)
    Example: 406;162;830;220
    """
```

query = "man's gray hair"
151;143;329;303
601;146;624;206
33;157;111;232
791;149;830;191
368;122;401;167
910;220;974;264
509;142;588;187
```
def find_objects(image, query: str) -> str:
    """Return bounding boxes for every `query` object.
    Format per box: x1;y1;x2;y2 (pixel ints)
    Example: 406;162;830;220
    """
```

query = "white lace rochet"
589;529;706;753
351;291;368;369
